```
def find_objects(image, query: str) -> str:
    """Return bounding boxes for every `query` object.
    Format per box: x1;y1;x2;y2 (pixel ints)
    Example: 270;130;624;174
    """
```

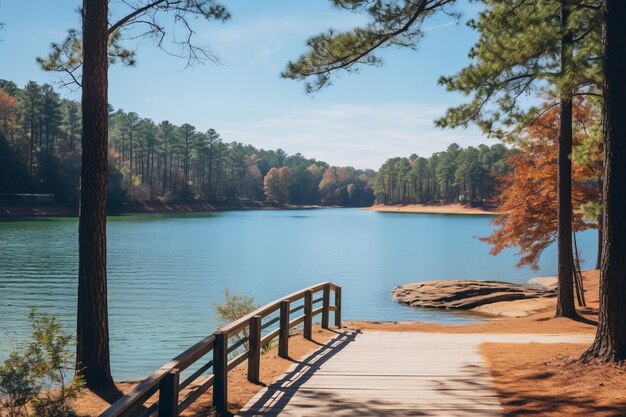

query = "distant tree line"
107;108;376;206
374;143;514;206
0;79;376;209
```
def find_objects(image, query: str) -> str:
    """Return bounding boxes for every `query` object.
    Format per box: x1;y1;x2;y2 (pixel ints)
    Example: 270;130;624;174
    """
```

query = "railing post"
304;290;313;340
247;315;262;383
322;284;330;329
279;300;290;358
334;286;342;328
158;368;180;417
213;331;228;417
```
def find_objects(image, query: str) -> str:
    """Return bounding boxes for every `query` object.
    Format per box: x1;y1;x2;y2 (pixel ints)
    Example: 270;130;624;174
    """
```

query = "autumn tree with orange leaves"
483;100;602;270
0;88;16;134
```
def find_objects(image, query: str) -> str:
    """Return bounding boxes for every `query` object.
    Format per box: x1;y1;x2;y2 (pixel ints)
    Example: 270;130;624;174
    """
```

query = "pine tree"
39;0;232;397
581;0;626;363
436;0;601;318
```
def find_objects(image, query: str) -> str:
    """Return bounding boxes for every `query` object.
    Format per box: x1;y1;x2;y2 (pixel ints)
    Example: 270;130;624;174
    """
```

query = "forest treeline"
0;79;377;209
0;79;515;211
374;143;513;206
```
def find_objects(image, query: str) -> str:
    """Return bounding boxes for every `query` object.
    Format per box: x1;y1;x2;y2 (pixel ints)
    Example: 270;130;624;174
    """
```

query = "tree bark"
555;0;577;318
77;0;118;397
596;199;603;270
582;0;626;362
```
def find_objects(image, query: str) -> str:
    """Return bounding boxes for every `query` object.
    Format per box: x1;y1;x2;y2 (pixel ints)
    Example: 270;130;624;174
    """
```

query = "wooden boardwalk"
238;330;592;416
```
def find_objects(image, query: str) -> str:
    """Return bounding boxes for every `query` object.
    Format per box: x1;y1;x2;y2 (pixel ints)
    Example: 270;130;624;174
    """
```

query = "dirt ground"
366;203;497;215
73;327;338;416
482;343;626;417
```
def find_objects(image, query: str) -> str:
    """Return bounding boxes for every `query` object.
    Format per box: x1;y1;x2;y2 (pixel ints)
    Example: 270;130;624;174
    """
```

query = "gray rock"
392;280;556;310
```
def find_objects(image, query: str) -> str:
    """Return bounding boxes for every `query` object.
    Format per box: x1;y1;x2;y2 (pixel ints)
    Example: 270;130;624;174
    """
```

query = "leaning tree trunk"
77;0;117;396
582;0;626;362
555;0;577;318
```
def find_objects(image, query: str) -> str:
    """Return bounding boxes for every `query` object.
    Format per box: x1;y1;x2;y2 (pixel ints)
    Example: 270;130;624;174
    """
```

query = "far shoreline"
366;203;498;215
0;201;348;219
1;201;501;219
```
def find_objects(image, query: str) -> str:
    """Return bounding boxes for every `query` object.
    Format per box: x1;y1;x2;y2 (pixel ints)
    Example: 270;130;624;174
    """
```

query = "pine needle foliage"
436;0;602;139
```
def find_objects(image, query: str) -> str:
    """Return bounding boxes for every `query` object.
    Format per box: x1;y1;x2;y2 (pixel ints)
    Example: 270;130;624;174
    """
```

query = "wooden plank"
334;286;341;328
177;375;215;413
220;282;330;336
260;328;280;347
303;290;312;340
248;315;262;383
100;282;341;417
321;284;330;329
213;331;228;417
237;330;504;417
157;369;179;417
279;300;290;359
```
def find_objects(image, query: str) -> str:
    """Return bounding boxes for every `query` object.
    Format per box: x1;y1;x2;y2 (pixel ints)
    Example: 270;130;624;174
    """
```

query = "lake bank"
348;270;598;334
366;203;498;215
0;201;343;218
1;202;499;218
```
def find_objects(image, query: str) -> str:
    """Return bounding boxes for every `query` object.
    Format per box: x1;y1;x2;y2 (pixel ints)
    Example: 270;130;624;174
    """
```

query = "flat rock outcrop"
392;280;556;310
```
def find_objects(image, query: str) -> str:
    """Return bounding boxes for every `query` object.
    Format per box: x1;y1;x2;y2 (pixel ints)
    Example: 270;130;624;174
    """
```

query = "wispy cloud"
214;102;492;169
422;20;458;32
207;11;367;46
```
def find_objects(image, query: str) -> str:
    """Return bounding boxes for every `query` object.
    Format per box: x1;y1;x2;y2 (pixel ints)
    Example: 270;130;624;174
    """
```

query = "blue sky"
0;0;492;169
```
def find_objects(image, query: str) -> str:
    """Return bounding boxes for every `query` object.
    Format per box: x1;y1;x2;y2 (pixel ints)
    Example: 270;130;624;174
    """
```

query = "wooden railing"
100;282;342;417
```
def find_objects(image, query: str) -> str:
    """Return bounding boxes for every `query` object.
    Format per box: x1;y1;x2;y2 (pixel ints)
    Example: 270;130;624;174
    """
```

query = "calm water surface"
0;208;597;378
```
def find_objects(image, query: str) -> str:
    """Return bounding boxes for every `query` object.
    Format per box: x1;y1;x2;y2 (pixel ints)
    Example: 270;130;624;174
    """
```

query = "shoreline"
348;270;599;334
0;202;347;219
366;203;498;215
0;202;500;218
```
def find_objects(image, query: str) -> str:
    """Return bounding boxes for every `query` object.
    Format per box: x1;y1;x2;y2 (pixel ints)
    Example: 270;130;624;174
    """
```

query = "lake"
0;208;598;379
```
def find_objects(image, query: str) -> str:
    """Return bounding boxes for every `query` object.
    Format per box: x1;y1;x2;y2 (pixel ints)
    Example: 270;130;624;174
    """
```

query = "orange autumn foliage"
0;88;17;129
483;101;601;269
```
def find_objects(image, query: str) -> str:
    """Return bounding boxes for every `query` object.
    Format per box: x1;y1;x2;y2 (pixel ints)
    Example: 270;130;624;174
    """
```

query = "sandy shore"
366;203;498;215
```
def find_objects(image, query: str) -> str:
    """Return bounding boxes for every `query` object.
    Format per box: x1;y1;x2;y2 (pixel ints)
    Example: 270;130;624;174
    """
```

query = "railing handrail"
220;281;336;335
100;282;342;417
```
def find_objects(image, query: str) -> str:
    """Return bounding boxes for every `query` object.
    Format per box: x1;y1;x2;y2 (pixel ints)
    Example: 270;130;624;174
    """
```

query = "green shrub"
213;289;258;326
213;289;258;351
0;310;84;417
0;350;40;417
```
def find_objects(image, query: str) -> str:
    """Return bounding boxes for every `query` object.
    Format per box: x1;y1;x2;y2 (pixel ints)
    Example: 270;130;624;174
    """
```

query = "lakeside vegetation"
374;143;513;206
1;79;517;212
0;80;376;210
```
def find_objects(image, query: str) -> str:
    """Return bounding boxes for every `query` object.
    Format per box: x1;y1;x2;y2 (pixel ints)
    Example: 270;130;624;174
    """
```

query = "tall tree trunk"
77;0;118;398
596;178;604;270
555;0;577;318
29;102;34;175
162;153;167;196
207;156;213;201
168;154;173;193
129;130;133;186
582;0;626;362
